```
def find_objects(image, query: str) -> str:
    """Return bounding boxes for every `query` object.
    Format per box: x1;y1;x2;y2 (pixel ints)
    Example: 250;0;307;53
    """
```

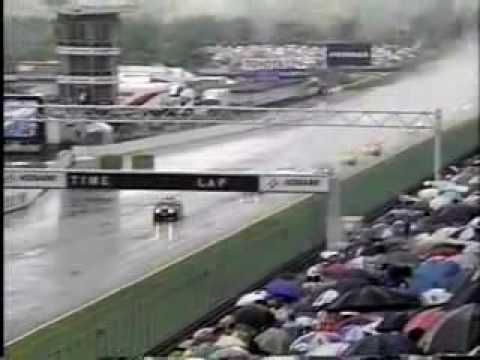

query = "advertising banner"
326;43;372;67
4;95;46;153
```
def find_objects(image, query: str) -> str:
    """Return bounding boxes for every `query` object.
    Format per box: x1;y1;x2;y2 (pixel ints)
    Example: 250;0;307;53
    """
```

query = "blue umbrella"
409;259;464;295
265;278;302;303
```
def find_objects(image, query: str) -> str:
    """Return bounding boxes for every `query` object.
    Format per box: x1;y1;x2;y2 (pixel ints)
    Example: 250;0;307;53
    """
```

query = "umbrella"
429;192;463;211
420;288;452;306
382;208;425;223
343;333;421;356
264;278;302;303
452;173;474;186
188;343;220;358
409;259;464;295
325;267;377;282
336;314;381;329
464;194;480;207
235;290;270;307
383;238;410;252
376;311;411;332
418;188;439;201
426;246;462;258
391;220;411;237
448;268;477;295
254;327;291;355
360;243;388;257
326;285;421;312
306;342;350;357
282;317;314;340
446;280;480;308
192;327;217;344
321;263;348;277
411;200;432;213
430;203;476;226
383;265;411;289
420;304;480;354
289;331;342;354
309;278;373;299
295;279;372;313
214;334;247;349
337;324;368;343
375;250;420;267
458;226;480;242
311;289;340;309
472;178;480;189
425;180;469;194
398;193;421;205
209;346;251;359
325;278;373;293
433;226;464;239
411;218;436;234
403;308;444;334
414;234;468;256
369;223;394;240
233;305;275;332
458;218;480;241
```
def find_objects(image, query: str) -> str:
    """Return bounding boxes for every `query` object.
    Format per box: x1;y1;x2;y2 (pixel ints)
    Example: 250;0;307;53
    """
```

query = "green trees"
4;17;56;71
4;8;473;72
120;16;255;68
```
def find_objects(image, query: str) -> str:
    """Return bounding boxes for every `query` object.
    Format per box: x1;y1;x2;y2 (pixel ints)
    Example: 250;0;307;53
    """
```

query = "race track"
4;35;478;342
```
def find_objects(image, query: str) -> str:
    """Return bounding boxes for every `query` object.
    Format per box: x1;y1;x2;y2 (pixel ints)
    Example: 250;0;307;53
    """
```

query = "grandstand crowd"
167;154;480;359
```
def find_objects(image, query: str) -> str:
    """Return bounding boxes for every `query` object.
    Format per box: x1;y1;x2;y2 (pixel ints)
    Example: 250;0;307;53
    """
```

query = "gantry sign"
3;103;444;182
4;168;331;194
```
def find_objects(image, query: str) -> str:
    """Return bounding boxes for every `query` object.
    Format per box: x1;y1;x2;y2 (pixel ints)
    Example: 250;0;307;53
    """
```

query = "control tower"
55;1;135;105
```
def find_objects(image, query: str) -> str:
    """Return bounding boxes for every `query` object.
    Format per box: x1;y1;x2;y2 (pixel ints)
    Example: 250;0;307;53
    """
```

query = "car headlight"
167;209;175;214
155;209;161;214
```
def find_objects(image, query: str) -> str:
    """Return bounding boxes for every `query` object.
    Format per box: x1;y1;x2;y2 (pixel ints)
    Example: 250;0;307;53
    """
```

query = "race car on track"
361;142;383;157
153;196;183;224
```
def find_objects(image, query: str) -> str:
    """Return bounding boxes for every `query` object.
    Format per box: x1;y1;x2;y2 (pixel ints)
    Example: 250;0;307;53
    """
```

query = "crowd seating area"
166;154;480;360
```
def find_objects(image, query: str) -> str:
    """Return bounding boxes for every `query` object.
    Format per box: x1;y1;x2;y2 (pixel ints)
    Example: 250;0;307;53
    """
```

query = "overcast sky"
5;0;478;26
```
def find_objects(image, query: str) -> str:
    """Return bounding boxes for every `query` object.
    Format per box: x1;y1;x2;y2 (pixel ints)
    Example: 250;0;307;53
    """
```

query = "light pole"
434;108;443;181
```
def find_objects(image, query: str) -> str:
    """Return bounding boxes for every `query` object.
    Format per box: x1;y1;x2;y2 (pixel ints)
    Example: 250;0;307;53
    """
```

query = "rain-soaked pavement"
4;35;479;342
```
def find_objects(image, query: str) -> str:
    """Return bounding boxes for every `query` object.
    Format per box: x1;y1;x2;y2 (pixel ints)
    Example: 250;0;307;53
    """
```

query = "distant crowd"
167;154;480;359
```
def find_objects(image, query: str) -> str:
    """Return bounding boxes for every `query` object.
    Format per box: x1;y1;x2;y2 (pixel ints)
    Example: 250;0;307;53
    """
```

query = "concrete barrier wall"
3;190;45;214
73;123;266;158
6;194;327;359
341;118;479;216
4;150;74;214
6;118;478;359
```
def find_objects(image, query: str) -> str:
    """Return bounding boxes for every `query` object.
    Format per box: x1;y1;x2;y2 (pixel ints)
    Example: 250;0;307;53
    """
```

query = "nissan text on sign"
4;170;66;189
259;175;329;193
326;43;372;67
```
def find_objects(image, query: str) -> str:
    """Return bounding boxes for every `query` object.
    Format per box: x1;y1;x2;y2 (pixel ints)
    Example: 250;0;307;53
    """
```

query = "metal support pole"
434;108;443;181
326;173;343;250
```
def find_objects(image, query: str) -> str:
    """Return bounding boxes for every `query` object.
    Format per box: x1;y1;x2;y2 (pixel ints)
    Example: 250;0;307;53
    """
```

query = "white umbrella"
235;290;269;307
306;342;350;357
417;188;439;201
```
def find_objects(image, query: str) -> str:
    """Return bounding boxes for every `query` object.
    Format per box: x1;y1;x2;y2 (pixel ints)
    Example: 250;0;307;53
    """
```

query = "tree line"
4;12;474;72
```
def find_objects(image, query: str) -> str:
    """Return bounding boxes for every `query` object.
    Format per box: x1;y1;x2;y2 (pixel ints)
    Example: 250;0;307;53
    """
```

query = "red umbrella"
321;263;348;277
427;247;461;258
403;308;444;334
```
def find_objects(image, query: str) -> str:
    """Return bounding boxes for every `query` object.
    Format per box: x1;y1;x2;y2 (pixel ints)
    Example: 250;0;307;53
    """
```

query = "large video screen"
3;96;46;144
